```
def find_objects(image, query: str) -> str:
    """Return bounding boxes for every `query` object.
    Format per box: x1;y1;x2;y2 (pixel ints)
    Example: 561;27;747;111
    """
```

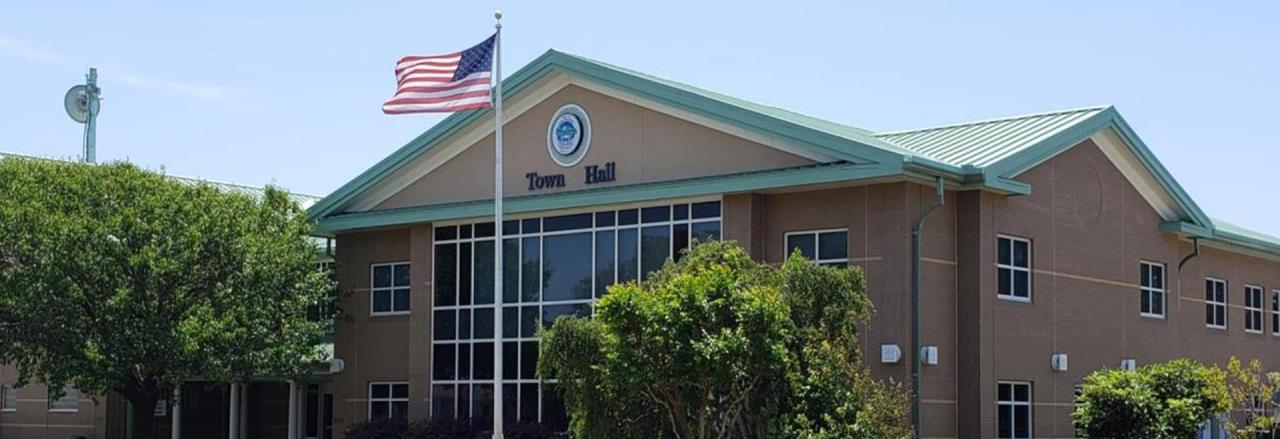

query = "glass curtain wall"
430;200;722;427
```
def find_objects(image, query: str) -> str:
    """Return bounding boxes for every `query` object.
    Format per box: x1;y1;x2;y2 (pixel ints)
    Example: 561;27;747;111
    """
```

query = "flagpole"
491;10;505;439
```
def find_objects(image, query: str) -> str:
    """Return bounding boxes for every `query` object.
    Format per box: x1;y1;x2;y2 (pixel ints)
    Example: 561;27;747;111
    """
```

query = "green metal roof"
304;49;1280;259
875;106;1109;168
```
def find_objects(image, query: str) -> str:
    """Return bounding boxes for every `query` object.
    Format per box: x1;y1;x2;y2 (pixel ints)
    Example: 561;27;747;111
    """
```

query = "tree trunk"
128;394;160;439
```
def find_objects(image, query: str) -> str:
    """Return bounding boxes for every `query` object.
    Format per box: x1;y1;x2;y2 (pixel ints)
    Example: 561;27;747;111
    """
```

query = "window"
371;262;411;315
784;229;849;266
997;381;1032;438
1273;291;1280;336
1139;261;1165;318
1;383;16;412
1205;278;1227;329
430;201;721;425
368;382;408;420
48;386;78;412
1245;285;1264;334
997;236;1032;301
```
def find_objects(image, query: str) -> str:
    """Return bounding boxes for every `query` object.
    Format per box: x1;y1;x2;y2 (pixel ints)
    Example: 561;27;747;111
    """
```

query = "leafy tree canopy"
0;158;334;438
538;240;910;439
1073;358;1230;438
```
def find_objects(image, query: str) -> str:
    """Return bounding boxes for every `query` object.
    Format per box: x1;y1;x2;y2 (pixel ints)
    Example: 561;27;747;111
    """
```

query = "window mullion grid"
429;202;722;425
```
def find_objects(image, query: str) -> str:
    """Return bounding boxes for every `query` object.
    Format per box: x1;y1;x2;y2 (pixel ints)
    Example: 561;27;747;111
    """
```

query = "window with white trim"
48;386;78;412
784;229;849;267
1205;278;1227;329
997;381;1033;439
997;236;1031;301
368;382;408;420
1140;261;1166;318
1;383;16;412
1245;285;1264;333
370;262;411;315
1272;291;1280;336
430;201;721;426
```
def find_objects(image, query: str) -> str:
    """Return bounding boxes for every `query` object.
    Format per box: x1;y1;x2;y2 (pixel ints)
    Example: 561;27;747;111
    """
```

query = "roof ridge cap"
875;105;1112;137
551;51;874;136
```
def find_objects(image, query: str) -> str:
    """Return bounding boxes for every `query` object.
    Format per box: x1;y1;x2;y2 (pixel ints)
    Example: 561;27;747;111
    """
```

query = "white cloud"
0;36;73;66
0;35;266;113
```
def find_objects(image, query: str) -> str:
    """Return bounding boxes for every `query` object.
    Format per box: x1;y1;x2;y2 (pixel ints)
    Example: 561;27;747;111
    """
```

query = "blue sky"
2;1;1277;235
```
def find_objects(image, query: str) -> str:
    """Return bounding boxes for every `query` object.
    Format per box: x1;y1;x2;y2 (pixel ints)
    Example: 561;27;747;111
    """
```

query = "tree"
1224;357;1280;437
538;240;910;439
0;158;334;439
1073;358;1230;438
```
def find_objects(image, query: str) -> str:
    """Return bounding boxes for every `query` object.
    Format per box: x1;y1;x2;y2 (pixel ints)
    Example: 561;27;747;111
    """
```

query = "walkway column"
227;383;240;439
287;381;300;439
238;383;248;439
171;386;181;439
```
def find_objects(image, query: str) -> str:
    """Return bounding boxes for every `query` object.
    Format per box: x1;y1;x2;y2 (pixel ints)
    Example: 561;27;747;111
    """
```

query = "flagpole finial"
495;10;503;21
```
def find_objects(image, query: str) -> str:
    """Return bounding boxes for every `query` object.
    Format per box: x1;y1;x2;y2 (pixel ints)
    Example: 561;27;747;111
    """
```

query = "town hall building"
7;49;1280;438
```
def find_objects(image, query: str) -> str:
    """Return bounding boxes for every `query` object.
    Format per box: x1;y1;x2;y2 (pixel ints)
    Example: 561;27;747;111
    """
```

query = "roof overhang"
307;50;916;223
315;162;902;233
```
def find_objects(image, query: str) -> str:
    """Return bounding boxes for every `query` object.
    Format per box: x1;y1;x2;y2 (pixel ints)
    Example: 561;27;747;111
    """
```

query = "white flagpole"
491;10;505;439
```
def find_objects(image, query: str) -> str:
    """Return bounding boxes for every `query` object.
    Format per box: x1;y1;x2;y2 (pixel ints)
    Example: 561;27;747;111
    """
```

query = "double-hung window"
1205;278;1227;329
997;236;1032;301
368;382;409;420
997;381;1033;438
784;229;849;267
1140;261;1166;318
371;262;411;315
1273;290;1280;336
48;386;78;412
1245;285;1264;334
1;383;16;412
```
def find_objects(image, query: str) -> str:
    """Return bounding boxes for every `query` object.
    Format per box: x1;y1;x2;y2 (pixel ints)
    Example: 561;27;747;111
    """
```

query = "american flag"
383;34;496;114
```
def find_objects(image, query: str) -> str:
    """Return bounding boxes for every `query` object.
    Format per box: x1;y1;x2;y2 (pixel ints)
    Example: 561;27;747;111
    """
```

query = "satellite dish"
64;84;90;123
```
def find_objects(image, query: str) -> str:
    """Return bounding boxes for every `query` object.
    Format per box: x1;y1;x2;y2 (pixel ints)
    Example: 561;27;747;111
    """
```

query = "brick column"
722;193;765;260
956;191;996;437
408;224;434;420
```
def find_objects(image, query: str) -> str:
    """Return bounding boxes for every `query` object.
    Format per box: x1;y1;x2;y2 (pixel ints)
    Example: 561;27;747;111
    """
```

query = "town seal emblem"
547;104;590;167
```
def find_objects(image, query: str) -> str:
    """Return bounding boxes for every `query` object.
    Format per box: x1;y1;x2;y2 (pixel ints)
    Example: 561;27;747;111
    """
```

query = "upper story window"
47;386;78;412
371;262;411;315
997;381;1033;439
1205;278;1227;329
1273;291;1280;336
784;229;849;267
997;236;1031;302
368;382;409;420
1245;285;1264;334
1140;261;1166;318
1;383;16;412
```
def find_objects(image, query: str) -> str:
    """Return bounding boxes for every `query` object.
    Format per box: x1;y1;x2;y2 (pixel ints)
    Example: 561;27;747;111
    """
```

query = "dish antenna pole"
64;67;102;163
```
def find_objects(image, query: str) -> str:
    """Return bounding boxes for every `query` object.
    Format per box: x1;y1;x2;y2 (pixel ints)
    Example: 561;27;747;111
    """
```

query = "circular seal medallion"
547;104;591;167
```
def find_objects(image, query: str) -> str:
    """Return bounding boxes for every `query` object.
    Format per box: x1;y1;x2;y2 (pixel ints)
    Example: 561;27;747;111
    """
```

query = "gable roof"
305;49;971;222
308;50;1280;258
876;106;1108;168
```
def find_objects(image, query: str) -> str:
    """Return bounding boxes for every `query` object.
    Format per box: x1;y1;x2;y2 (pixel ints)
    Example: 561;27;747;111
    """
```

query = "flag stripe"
384;91;492;106
383;96;493;114
395;76;492;93
383;35;495;115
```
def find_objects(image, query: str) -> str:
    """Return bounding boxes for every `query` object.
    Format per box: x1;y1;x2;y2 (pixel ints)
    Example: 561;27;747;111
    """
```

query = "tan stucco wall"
375;85;813;210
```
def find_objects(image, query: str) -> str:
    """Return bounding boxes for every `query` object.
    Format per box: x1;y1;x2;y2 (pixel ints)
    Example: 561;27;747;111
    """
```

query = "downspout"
1178;237;1201;271
911;176;944;439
